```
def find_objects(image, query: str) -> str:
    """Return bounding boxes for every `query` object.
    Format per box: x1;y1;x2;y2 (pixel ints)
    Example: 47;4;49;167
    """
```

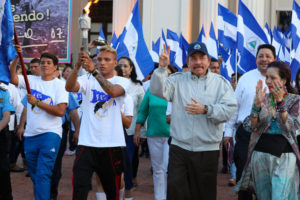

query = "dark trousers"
50;125;69;199
68;130;77;151
167;145;219;200
132;144;139;179
234;124;253;200
72;146;123;200
9;130;25;164
124;135;134;190
0;127;13;200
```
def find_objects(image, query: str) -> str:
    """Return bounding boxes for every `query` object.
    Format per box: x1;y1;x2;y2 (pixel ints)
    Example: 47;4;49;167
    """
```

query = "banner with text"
12;0;72;63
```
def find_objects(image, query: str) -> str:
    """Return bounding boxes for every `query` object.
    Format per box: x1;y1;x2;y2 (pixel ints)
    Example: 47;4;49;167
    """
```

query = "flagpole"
13;25;31;94
235;48;238;83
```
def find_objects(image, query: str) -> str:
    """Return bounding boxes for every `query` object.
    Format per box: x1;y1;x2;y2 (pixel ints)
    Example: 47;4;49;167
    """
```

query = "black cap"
187;42;209;57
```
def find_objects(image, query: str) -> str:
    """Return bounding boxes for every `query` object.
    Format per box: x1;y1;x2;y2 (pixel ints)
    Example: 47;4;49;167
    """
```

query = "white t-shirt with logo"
18;75;69;137
78;75;130;147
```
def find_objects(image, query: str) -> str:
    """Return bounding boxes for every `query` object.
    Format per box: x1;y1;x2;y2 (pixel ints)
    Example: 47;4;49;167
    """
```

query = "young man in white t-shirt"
10;49;68;200
66;46;130;200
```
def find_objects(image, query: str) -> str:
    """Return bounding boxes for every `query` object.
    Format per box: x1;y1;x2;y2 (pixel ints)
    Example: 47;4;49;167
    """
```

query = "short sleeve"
17;75;26;89
67;93;80;112
2;91;14;113
123;95;134;116
55;81;69;105
77;75;89;95
21;96;27;107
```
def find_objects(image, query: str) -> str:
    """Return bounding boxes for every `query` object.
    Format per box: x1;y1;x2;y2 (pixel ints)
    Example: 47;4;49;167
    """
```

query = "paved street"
11;153;237;200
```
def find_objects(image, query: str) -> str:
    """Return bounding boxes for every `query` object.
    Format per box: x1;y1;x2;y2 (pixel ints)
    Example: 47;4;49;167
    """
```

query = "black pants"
0;127;13;200
234;124;253;200
9;130;25;165
167;145;219;200
72;146;123;200
68;130;77;151
50;124;69;199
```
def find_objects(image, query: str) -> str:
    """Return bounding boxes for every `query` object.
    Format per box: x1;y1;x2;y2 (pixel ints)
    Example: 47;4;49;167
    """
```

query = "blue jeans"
24;132;61;200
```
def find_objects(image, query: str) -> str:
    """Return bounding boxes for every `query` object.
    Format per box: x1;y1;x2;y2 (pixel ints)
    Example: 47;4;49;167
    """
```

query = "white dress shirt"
224;69;268;137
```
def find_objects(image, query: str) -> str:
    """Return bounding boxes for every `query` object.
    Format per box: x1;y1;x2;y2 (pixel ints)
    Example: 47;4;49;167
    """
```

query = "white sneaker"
64;149;75;156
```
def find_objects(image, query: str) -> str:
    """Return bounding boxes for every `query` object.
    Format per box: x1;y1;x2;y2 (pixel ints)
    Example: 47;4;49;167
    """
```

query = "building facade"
70;0;298;64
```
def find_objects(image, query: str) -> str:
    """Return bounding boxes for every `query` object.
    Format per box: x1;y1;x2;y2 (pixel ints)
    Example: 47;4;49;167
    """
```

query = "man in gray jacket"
150;42;237;200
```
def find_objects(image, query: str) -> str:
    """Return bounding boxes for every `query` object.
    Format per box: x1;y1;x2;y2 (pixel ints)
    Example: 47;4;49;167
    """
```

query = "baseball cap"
187;42;209;57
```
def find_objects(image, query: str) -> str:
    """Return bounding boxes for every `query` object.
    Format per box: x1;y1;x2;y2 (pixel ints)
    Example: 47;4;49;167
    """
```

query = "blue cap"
187;42;209;57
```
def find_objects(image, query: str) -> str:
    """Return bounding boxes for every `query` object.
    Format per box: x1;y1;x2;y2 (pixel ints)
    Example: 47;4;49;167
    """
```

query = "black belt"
254;134;293;157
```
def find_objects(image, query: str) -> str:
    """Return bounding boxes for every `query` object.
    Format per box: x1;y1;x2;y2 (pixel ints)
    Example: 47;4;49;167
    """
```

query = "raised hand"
271;80;285;102
254;80;267;107
159;44;170;68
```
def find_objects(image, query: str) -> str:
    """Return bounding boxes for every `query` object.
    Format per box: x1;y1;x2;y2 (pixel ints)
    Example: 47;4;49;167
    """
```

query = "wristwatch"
92;69;99;77
203;105;208;114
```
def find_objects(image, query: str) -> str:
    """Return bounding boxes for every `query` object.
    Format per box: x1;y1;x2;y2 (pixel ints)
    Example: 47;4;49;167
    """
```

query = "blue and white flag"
206;23;218;60
291;0;300;51
219;46;234;80
150;38;160;63
196;26;206;43
0;0;17;84
166;29;180;68
98;25;106;41
263;23;272;44
179;34;189;65
115;1;153;81
237;0;269;72
110;32;118;48
272;27;285;60
218;4;237;48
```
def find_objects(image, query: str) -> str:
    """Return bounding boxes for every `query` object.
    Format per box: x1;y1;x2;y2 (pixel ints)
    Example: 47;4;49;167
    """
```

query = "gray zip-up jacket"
150;67;237;152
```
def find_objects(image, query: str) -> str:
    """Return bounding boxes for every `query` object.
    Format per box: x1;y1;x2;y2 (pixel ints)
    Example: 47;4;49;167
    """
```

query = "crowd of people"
0;39;300;200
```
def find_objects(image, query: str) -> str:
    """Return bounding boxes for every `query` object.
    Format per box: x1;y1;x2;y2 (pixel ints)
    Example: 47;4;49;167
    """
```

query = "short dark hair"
40;53;58;66
30;58;40;64
182;64;188;69
256;44;276;58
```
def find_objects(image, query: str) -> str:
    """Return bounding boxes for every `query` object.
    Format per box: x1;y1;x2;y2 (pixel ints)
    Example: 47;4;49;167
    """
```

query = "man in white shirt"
224;44;276;200
66;45;129;200
10;50;68;200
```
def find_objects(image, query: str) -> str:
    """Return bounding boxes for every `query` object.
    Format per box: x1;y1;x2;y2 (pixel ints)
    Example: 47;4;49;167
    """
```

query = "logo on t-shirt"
90;89;116;118
31;89;54;113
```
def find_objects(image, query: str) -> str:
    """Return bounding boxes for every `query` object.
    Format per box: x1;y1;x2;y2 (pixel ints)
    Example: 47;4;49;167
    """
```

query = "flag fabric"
272;27;285;60
161;29;168;51
218;4;237;48
150;38;160;63
206;23;218;60
237;0;269;72
219;46;235;80
291;0;300;51
0;0;17;84
263;23;272;44
179;34;189;65
98;25;106;41
196;26;206;43
110;32;118;48
115;1;153;81
166;29;180;68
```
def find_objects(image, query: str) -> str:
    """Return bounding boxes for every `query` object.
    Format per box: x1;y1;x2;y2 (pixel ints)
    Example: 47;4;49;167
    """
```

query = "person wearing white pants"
147;137;169;200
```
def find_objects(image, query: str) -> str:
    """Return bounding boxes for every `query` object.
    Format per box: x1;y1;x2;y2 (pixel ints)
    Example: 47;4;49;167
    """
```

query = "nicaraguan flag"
166;29;180;68
0;0;17;84
219;46;235;80
218;4;237;48
272;27;285;60
98;25;106;41
196;26;206;43
263;23;272;44
179;34;189;65
150;38;160;63
237;0;269;72
116;1;153;80
161;29;168;51
206;23;218;60
110;32;118;48
291;0;300;51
